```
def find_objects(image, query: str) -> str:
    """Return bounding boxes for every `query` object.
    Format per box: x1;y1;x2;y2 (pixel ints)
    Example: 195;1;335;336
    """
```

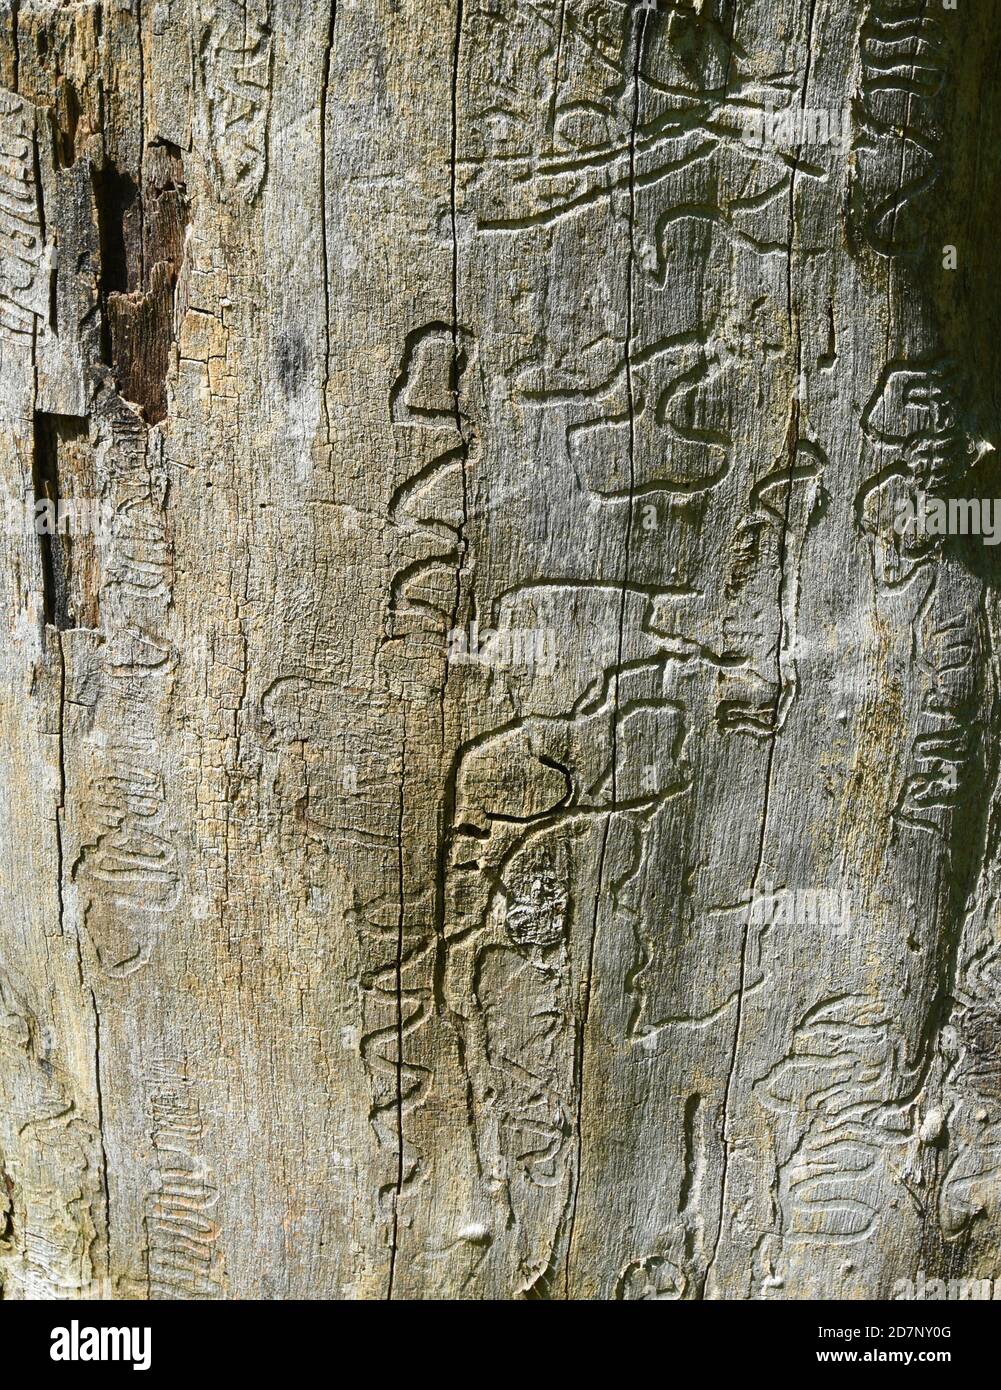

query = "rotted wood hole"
1;0;1000;1302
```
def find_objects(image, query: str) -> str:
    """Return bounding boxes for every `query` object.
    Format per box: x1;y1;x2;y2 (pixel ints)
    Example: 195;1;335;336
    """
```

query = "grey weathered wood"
1;0;1000;1300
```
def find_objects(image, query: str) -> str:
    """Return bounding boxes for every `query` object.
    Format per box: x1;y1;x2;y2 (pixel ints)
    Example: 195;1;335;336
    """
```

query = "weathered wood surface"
1;0;1000;1300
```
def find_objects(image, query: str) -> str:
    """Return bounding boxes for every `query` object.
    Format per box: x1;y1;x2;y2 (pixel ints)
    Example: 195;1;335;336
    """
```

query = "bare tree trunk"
1;0;1000;1301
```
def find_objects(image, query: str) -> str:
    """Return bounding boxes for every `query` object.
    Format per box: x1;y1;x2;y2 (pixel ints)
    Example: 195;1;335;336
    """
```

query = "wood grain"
1;0;1000;1300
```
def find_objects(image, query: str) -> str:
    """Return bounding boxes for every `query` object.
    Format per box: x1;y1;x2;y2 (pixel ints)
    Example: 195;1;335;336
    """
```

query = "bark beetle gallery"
0;0;999;1304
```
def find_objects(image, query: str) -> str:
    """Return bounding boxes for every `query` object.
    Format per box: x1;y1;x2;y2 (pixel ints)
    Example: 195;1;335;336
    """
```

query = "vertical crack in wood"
319;0;337;451
564;1;649;1298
